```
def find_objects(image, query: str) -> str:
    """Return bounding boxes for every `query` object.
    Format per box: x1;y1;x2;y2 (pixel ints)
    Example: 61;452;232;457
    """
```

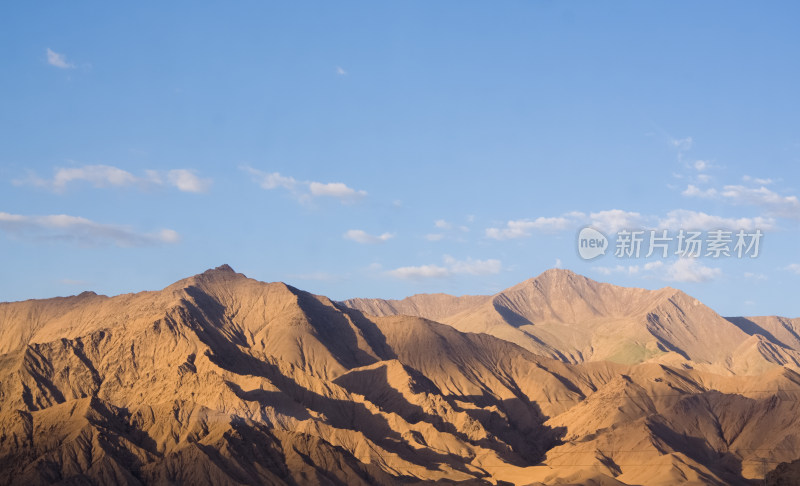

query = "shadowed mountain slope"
344;269;800;375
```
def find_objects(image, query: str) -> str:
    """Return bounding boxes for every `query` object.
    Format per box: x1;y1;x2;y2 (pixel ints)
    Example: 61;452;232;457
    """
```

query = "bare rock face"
1;266;799;485
767;458;800;485
344;268;800;374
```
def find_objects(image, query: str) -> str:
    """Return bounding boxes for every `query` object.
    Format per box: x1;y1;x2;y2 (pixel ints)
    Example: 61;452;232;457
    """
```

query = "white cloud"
242;167;297;190
643;261;664;271
743;175;774;185
482;209;643;240
443;255;502;275
720;184;800;218
662;258;721;283
52;165;138;189
46;48;75;69
589;209;646;233
593;264;643;276
309;181;367;200
157;228;181;243
554;258;562;269
693;160;710;171
388;255;502;279
343;229;394;244
166;169;212;193
744;272;767;281
243;167;367;203
785;264;800;275
336;66;347;76
485;207;772;243
671;137;693;151
17;165;211;193
682;184;718;198
659;209;774;231
486;217;571;240
426;219;470;242
682;176;798;219
388;264;450;279
0;212;179;247
435;219;452;229
594;258;719;283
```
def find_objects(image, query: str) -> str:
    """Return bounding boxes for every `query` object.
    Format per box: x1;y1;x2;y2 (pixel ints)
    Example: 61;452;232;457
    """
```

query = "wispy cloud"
388;264;451;279
44;165;137;190
0;212;179;247
682;184;718;198
485;216;571;240
785;264;800;275
425;218;470;242
435;220;452;230
742;175;774;185
719;184;800;218
588;209;646;233
46;48;75;69
681;177;799;219
16;165;211;193
484;210;647;240
658;209;774;231
486;206;769;243
594;258;720;283
671;136;693;152
336;66;347;76
243;167;367;204
309;182;367;200
661;258;721;283
593;264;646;276
388;255;502;279
243;168;297;190
343;229;394;244
443;255;502;275
164;169;212;193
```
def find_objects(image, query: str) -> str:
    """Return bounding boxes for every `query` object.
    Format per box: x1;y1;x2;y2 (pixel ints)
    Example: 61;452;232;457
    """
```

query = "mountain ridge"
1;265;800;485
343;268;800;375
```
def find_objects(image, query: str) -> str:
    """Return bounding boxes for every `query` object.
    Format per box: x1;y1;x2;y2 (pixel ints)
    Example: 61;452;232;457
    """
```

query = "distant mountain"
1;265;799;485
344;268;800;375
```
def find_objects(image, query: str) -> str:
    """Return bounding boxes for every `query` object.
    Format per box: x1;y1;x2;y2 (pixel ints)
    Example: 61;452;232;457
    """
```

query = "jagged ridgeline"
1;265;800;485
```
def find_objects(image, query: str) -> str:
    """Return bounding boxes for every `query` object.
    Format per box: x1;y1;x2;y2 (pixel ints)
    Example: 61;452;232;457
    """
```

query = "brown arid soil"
2;265;800;485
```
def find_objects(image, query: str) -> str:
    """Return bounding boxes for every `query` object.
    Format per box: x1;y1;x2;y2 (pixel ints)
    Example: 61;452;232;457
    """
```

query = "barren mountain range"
1;265;799;485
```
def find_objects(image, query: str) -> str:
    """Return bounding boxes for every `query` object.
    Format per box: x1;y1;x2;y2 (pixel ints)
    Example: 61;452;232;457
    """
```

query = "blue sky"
1;2;799;317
